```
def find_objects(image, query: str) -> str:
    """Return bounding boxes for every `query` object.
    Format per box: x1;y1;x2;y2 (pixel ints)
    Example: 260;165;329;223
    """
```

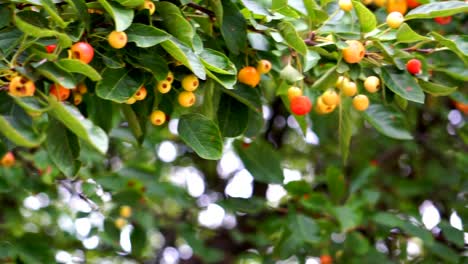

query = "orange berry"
181;74;199;92
256;60;272;74
165;71;174;83
320;255;333;264
322;89;340;106
134;86;147;101
342;40;365;64
73;93;83;105
387;0;407;15
8;76;35;97
114;218;127;229
238;66;261;87
316;96;336;114
339;0;353;11
139;0;156;15
119;205;132;218
150;110;166;125
157;80;172;94
50;84;71;101
125;97;137;104
76;83;87;94
342;81;358;97
108;31;128;49
178;91;196;107
353;94;370;111
0;152;15;167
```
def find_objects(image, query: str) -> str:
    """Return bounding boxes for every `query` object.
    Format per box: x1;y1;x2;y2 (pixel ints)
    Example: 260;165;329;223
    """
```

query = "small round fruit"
320;255;333;264
257;59;272;74
290;96;312;115
353;94;370;111
150;110;166;126
108;31;128;49
140;0;156;15
287;86;303;101
125;97;137;104
342;40;365;64
0;152;15;167
178;91;196;107
45;44;57;53
50;84;71;101
316;96;337;114
434;16;452;25
386;11;404;29
8;76;36;97
120;205;132;218
454;101;468;115
322;89;340;106
182;74;199;92
134;86;147;101
157;80;172;94
339;0;353;11
406;59;422;75
166;71;174;83
364;76;380;93
336;76;349;89
114;218;127;229
77;83;88;94
387;0;407;15
73;93;83;105
238;66;261;87
70;42;94;64
406;0;420;8
342;81;358;97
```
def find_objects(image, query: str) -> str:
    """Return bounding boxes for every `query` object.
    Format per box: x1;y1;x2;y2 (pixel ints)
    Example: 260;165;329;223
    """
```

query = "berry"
290;96;312;115
364;76;380;93
157;80;172;94
256;59;272;74
150;110;166;126
406;59;422;75
387;0;407;15
0;152;15;167
454;101;468;115
339;0;353;11
114;218;127;229
238;66;261;87
342;40;365;64
134;86;147;101
8;76;36;97
181;74;199;92
353;94;370;111
70;42;94;64
139;0;156;15
178;91;196;107
322;89;340;106
320;255;333;264
73;93;83;105
120;205;132;218
125;97;137;104
386;12;404;29
287;86;303;101
336;76;349;89
316;96;337;115
45;44;57;53
406;0;420;8
108;31;128;49
50;84;71;101
434;16;452;25
342;81;358;97
166;71;174;83
76;83;88;94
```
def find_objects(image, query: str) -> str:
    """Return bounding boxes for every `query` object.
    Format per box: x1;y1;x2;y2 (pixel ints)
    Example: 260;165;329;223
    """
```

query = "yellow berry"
339;0;353;11
114;218;127;229
139;0;156;15
336;76;349;90
73;93;83;105
287;86;303;101
256;60;272;74
150;110;166;126
134;86;147;101
386;11;404;29
321;89;340;106
178;91;196;107
316;96;337;114
364;76;380;93
77;83;88;94
342;81;358;97
181;74;199;92
108;31;128;49
157;80;172;94
120;205;132;218
166;71;174;83
342;40;365;64
353;94;370;111
125;97;137;104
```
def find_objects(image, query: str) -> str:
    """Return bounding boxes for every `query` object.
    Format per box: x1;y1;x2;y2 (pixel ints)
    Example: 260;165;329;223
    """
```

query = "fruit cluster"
114;205;132;229
238;60;272;87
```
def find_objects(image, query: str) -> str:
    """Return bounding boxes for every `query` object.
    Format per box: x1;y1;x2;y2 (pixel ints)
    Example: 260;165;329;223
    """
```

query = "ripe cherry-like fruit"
316;96;336;114
406;0;420;8
50;84;71;101
406;59;422;75
353;94;370;111
336;76;349;90
387;0;407;15
150;110;166;126
178;91;196;107
257;59;272;74
364;76;380;93
8;76;36;97
386;12;404;29
134;86;147;101
157;80;172;94
342;40;365;64
125;96;137;104
73;93;83;105
114;218;127;229
0;152;15;167
287;86;302;101
320;255;333;264
45;44;57;53
339;0;353;11
454;101;468;115
182;74;199;92
290;96;312;115
238;66;261;87
70;42;94;64
108;31;128;49
166;71;174;83
322;89;340;106
342;81;358;97
434;16;452;25
140;0;156;15
120;205;132;218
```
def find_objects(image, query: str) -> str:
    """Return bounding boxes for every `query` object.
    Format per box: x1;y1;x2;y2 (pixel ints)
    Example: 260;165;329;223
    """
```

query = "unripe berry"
342;81;358;97
150;110;166;126
339;0;353;11
120;205;132;218
0;152;15;167
386;12;404;29
238;66;261;87
134;86;147;101
406;59;422;75
321;89;340;106
8;76;36;97
364;76;380;93
342;40;365;64
178;91;196;107
157;80;172;94
114;218;127;229
290;96;312;115
315;96;336;114
257;59;272;74
50;84;71;101
287;86;303;101
182;74;199;92
108;31;128;49
353;94;370;111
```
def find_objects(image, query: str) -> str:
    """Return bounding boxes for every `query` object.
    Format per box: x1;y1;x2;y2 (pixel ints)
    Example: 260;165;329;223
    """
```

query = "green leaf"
161;38;206;79
35;61;77;88
65;0;91;32
288;213;320;243
56;59;102;81
405;1;468;20
311;66;338;91
234;140;283;184
340;100;353;163
40;0;67;28
0;28;23;57
205;69;237;89
48;100;109;154
428;241;459;263
177;114;223;160
220;84;262;112
363;104;413;140
439;221;464;248
217;93;249;137
97;0;134;31
130;223;147;257
303;50;320;72
352;0;376;33
128;49;169;81
240;0;271;16
113;0;144;8
396;23;432;43
280;63;304;83
327;166;346;203
278;21;307;56
0;112;44;148
200;49;237;75
381;66;425;104
121;105;143;142
220;0;247;55
333;206;361;232
126;24;171;48
46;118;81;177
96;68;144;103
157;2;194;47
419;80;457;96
431;33;468;64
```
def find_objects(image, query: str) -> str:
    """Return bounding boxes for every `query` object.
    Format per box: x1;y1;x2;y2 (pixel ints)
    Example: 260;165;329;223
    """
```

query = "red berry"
406;59;422;75
45;44;57;53
290;96;312;115
406;0;420;8
434;16;452;25
70;42;94;64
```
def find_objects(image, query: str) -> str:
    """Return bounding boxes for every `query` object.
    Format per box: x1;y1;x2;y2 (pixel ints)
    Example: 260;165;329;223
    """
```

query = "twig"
186;3;215;20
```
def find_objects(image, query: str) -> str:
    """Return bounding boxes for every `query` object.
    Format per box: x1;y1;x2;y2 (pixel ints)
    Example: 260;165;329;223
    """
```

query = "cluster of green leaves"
0;0;467;263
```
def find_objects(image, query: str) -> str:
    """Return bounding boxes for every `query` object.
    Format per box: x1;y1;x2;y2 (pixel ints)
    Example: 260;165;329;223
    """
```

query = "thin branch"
186;3;215;20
